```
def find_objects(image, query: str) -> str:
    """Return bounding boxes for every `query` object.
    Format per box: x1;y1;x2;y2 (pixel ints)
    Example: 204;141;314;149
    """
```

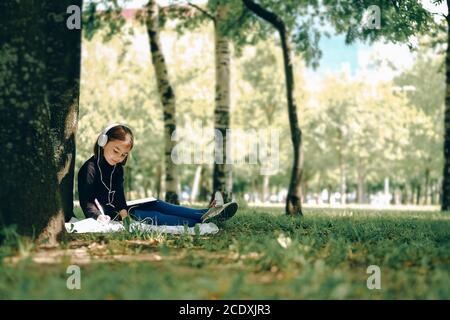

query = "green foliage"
83;0;129;41
309;74;411;185
322;0;433;46
391;44;444;192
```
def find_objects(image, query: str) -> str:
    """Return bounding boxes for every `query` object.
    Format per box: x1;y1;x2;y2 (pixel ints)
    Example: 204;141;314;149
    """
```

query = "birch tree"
145;0;180;204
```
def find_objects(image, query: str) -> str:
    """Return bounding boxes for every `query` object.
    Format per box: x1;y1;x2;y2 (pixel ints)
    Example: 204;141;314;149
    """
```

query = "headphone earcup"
98;134;108;147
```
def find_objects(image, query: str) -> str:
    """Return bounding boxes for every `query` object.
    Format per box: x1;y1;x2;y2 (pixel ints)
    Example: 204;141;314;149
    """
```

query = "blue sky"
315;34;359;76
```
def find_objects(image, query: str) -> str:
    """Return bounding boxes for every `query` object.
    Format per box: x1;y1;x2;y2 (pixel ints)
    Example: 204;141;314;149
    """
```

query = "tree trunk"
441;10;450;211
262;175;270;202
416;183;421;205
393;187;400;205
243;0;303;215
357;162;365;204
435;181;439;205
409;184;413;204
0;1;83;242
424;168;430;205
251;175;257;203
145;0;179;204
409;182;415;204
302;179;308;204
400;184;407;205
45;1;82;223
437;179;442;205
410;184;415;204
327;184;333;204
431;180;437;205
339;150;346;205
212;3;233;204
199;164;211;202
155;161;164;199
191;165;202;202
143;180;150;198
384;177;390;204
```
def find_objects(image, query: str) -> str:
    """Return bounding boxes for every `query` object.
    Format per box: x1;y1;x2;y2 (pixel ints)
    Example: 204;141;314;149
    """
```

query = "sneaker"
202;201;238;222
209;191;224;208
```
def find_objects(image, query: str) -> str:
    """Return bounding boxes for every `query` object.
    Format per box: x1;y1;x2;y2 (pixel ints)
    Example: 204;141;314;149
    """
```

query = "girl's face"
102;135;132;166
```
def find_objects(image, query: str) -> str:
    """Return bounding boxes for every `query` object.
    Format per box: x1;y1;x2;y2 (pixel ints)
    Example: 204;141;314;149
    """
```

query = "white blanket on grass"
65;217;219;235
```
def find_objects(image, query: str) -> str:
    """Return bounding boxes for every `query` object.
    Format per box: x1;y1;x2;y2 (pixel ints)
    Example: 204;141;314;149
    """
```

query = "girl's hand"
119;209;128;220
97;214;111;224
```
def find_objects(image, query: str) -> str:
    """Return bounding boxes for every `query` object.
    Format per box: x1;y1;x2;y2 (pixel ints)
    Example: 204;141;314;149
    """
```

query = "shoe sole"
203;202;238;222
214;202;238;222
219;202;239;220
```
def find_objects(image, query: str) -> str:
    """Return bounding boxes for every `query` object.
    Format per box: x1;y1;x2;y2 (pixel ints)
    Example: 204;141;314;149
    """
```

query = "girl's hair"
93;125;134;165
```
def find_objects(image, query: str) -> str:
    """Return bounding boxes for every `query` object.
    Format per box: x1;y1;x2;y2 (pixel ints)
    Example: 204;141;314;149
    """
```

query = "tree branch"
187;1;215;22
428;11;447;19
242;0;284;32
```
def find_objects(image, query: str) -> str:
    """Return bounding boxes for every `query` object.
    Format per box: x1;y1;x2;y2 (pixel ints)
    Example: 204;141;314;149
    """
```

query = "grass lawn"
0;207;449;299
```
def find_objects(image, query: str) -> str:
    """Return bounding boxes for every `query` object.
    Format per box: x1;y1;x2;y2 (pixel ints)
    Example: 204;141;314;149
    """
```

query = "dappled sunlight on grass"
0;207;449;299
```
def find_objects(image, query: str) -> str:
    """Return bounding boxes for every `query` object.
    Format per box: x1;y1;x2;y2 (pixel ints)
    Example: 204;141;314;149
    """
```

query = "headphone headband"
97;122;132;147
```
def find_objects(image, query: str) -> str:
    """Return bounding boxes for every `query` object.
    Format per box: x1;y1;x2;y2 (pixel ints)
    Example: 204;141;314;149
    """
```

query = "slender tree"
240;0;433;214
243;0;304;215
213;2;233;203
183;1;234;203
145;0;180;204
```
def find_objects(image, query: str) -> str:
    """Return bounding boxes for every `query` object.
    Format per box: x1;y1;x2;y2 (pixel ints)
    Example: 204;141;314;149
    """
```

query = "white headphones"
97;123;131;147
96;122;132;210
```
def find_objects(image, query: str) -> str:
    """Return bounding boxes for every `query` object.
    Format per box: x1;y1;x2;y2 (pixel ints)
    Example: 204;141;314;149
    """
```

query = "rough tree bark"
243;0;304;215
186;2;233;204
442;4;450;211
46;1;82;222
145;0;179;204
0;1;81;243
212;3;233;204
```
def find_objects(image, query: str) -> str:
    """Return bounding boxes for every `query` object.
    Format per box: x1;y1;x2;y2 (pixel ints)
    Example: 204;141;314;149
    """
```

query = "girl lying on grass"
77;123;238;226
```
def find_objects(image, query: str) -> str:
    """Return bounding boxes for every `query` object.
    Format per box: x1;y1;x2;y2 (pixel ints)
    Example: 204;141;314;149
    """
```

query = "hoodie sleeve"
78;161;101;219
114;165;128;211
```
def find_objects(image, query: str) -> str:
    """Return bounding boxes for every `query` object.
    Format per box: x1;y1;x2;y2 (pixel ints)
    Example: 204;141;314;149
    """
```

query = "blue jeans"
128;200;208;227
